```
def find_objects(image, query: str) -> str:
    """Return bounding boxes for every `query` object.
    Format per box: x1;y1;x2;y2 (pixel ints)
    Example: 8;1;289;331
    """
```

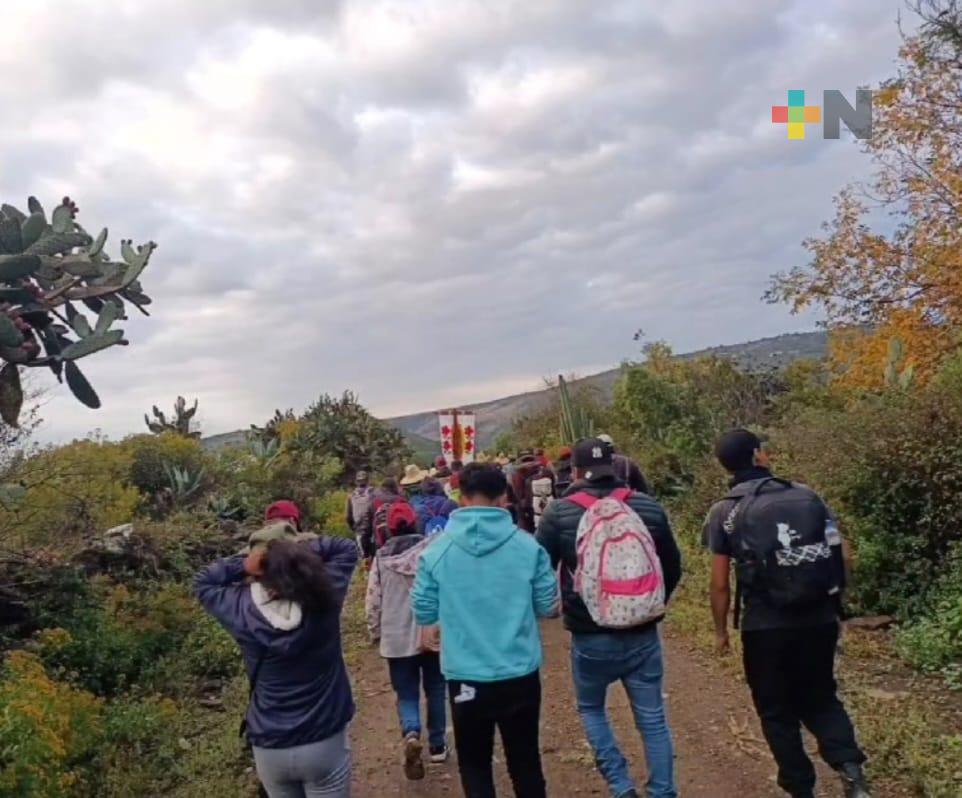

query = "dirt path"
349;619;842;797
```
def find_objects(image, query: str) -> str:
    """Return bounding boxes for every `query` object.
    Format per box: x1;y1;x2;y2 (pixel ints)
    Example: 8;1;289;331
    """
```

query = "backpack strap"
610;487;632;503
725;477;794;629
567;492;598;510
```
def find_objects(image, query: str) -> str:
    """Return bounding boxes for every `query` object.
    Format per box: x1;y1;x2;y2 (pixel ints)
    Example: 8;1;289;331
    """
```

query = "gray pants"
253;729;351;798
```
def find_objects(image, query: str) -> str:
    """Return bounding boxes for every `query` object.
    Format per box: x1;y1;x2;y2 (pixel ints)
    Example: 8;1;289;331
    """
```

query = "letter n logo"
823;90;873;140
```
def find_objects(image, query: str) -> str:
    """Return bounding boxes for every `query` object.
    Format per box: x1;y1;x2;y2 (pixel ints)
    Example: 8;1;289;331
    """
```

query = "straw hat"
400;463;428;486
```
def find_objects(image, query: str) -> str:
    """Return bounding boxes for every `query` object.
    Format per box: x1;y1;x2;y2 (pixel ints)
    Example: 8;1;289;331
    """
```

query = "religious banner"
438;412;454;463
438;409;477;464
459;411;476;463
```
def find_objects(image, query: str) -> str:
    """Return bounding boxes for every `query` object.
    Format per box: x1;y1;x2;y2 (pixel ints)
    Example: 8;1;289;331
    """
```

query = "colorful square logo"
771;90;822;140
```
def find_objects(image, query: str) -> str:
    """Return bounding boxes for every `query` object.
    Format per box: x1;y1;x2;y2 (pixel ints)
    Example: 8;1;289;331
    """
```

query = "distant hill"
202;331;828;455
387;331;828;450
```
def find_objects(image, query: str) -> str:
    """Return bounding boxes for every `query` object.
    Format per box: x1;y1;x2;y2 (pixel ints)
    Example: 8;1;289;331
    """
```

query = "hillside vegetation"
201;331;828;455
1;3;962;796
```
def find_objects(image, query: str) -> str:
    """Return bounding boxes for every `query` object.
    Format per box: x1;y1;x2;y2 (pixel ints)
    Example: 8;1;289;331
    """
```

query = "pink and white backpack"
570;488;666;628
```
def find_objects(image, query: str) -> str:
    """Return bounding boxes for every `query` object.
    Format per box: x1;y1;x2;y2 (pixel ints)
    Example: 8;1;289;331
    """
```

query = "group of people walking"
194;431;872;798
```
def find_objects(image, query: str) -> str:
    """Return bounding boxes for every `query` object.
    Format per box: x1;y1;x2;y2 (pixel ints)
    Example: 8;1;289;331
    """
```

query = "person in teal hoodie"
412;461;559;798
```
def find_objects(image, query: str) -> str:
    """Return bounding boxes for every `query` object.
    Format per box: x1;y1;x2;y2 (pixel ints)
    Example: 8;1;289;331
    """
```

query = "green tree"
613;343;781;494
290;391;409;485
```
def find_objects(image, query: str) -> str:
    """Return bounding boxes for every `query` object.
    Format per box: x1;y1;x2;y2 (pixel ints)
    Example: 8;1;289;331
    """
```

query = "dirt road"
349;619;843;797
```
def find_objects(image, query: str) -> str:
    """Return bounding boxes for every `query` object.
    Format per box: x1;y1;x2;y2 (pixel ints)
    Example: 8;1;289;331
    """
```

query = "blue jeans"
387;653;447;749
571;627;677;798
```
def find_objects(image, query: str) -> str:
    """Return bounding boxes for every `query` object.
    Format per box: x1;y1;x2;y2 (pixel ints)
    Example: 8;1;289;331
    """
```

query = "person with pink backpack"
537;438;682;798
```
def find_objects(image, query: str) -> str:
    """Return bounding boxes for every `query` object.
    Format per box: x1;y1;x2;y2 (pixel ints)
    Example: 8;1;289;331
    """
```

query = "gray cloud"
0;0;907;442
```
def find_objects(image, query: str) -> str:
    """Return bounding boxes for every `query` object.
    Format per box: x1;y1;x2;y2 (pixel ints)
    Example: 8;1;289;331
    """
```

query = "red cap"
434;455;447;468
265;500;301;525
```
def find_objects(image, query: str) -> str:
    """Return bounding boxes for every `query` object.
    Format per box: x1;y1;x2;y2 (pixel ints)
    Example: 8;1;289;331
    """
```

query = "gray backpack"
349;487;373;532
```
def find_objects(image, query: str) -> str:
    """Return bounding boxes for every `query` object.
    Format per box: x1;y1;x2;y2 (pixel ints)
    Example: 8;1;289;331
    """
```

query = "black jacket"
536;478;682;634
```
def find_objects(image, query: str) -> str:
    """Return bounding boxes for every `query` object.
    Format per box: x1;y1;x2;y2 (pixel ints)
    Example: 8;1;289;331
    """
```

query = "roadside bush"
213;445;341;528
0;439;140;551
895;546;962;686
775;383;962;618
120;433;212;501
613;345;779;496
159;611;241;685
0;650;103;798
311;490;352;538
38;583;197;696
90;695;181;797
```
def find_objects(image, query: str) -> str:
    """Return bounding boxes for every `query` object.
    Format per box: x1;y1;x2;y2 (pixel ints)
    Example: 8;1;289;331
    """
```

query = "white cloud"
0;0;908;443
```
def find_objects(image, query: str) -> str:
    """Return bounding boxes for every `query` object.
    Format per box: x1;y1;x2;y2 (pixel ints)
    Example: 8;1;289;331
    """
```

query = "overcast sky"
3;0;906;443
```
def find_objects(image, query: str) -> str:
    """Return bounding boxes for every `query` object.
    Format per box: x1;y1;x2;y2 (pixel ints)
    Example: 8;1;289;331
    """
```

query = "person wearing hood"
413;477;459;536
510;451;543;532
413;462;559;798
366;507;447;780
194;534;358;798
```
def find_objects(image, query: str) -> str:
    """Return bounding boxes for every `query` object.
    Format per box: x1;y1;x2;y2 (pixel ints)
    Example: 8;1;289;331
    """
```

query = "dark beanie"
715;429;761;473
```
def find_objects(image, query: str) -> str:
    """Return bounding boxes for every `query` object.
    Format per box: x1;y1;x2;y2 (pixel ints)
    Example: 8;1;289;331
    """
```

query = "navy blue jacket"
193;536;358;749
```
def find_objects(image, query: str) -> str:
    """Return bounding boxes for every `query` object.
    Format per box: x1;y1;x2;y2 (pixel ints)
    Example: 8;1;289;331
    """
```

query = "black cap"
572;437;615;481
715;429;762;472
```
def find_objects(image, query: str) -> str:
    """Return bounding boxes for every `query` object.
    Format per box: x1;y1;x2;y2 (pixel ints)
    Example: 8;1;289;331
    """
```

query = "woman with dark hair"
194;535;358;798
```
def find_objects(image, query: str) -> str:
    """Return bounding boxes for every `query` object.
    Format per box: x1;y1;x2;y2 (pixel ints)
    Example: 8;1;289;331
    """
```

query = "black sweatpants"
742;623;865;797
448;670;546;798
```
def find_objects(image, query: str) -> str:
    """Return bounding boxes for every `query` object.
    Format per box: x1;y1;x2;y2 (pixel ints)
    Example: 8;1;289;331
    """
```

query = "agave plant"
162;462;206;507
558;374;595;443
248;435;281;464
146;396;200;438
207;494;244;522
0;196;156;426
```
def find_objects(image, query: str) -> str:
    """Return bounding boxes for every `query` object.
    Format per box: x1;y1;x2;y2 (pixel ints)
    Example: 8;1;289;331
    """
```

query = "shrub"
157;611;241;685
212;445;341;529
91;695;181;797
0;650;104;797
311;490;352;539
895;546;962;685
0;439;140;552
613;345;779;495
775;382;962;618
120;433;212;500
37;583;197;696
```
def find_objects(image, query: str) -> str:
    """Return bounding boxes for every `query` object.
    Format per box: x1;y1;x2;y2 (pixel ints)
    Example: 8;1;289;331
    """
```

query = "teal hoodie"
412;506;559;682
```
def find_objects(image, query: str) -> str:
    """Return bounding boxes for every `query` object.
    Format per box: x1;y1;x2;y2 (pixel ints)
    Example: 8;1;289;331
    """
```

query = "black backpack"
724;477;843;626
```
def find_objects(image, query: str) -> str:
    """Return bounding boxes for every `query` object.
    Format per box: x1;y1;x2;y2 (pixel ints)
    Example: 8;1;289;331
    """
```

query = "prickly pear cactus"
145;396;200;438
0;196;157;425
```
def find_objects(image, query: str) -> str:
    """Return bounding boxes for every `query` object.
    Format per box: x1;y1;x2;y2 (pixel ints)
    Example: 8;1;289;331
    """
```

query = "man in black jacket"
537;438;682;798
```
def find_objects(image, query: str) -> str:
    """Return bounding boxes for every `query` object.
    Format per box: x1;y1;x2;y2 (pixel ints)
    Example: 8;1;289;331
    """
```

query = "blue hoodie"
193;536;358;749
412;506;559;682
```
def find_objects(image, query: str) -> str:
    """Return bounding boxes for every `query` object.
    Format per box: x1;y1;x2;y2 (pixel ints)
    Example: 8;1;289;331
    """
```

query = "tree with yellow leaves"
767;1;962;389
